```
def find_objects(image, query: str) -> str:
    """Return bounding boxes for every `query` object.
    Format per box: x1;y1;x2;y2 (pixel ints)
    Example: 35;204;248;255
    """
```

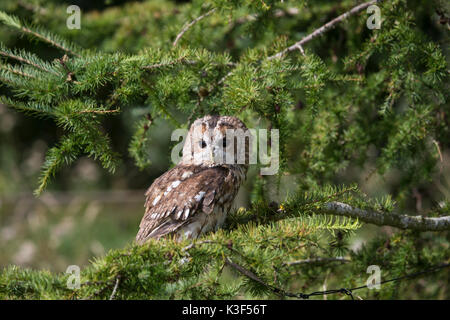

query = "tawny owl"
135;115;249;243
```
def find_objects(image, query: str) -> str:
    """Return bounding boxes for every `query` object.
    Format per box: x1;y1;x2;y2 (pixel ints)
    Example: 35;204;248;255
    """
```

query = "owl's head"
181;115;250;167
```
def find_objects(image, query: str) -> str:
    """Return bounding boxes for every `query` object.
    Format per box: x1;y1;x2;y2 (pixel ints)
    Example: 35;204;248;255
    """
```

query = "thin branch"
173;8;217;47
284;257;350;267
323;202;450;232
268;0;380;60
58;54;80;84
432;139;443;162
225;257;285;297
225;257;311;299
77;109;120;114
0;11;80;57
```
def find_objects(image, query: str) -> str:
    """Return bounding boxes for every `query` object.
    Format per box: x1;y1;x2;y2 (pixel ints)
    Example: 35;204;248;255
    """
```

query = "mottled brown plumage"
136;115;248;243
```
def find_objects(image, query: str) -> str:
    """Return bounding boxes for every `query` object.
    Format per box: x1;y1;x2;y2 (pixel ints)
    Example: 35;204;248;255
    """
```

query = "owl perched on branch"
136;115;249;243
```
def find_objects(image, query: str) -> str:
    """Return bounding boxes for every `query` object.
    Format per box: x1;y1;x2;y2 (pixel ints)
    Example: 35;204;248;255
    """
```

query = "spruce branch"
0;63;35;79
0;97;54;118
35;135;80;195
20;26;81;57
172;8;217;47
0;11;81;57
0;11;21;29
323;202;450;232
0;46;59;75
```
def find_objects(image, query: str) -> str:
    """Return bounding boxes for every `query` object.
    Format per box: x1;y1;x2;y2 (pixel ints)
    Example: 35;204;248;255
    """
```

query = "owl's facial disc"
181;115;249;167
195;130;224;165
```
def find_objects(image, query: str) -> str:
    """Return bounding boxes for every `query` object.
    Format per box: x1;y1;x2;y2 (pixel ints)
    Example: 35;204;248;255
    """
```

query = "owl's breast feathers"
135;164;245;243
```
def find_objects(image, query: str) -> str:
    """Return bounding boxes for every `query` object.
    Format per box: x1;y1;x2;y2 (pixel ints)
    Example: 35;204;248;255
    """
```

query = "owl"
135;115;249;243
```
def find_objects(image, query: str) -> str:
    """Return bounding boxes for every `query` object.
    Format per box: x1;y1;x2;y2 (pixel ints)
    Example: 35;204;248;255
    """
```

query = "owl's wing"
135;165;233;243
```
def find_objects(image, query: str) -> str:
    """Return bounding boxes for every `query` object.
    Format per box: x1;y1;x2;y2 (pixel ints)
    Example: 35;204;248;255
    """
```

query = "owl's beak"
209;148;215;162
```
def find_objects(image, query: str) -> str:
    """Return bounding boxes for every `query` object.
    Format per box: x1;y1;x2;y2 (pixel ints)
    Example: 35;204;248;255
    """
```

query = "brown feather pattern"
135;164;238;242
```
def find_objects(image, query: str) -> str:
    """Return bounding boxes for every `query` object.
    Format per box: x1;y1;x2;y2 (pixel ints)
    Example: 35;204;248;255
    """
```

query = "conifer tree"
0;0;449;299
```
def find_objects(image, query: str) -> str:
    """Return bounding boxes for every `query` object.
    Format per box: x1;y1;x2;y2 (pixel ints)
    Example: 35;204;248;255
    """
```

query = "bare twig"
217;69;232;85
109;275;121;300
323;202;450;232
267;0;379;60
173;8;217;47
77;109;120;114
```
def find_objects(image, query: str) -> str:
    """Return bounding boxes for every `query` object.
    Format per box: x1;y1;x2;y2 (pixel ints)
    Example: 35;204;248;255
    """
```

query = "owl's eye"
222;137;227;148
200;140;207;148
